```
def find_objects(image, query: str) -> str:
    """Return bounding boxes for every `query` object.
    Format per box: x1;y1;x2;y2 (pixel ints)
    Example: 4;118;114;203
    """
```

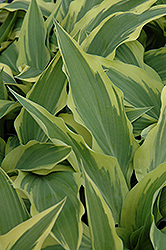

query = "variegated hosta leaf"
81;5;166;58
125;106;153;123
134;86;166;181
105;60;163;120
1;140;71;173
78;144;129;224
121;162;166;235
8;88;130;233
59;113;92;148
0;198;66;250
149;186;166;249
14;171;84;250
55;22;138;183
0;0;55;17
0;167;29;235
115;40;163;82
83;168;123;250
0;11;17;45
61;0;104;33
15;52;67;144
17;0;50;71
144;47;166;84
0;100;21;119
0;42;19;74
71;0;156;42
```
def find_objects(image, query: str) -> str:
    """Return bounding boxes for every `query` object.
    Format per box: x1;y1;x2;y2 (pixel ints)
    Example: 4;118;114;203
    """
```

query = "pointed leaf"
0;168;29;235
121;162;166;233
55;22;137;182
0;198;66;250
83;168;123;250
2;140;71;172
81;5;166;58
15;52;67;144
134;86;166;180
14;171;84;250
17;0;50;70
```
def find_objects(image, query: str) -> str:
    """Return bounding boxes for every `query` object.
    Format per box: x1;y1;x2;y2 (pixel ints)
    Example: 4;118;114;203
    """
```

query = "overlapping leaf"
0;198;66;250
17;0;50;71
81;5;166;58
55;22;138;182
15;52;67;144
83;169;123;250
14;171;84;250
134;86;166;180
2;140;71;173
0;168;29;235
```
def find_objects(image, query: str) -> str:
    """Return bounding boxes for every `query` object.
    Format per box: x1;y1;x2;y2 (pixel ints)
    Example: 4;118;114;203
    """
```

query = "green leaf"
17;0;50;71
134;86;166;181
0;0;55;17
0;11;17;45
0;197;66;250
150;220;166;249
55;21;138;182
15;52;67;144
0;167;29;235
144;47;166;83
0;42;19;75
83;167;123;250
59;113;92;148
104;60;163;120
2;140;71;173
81;5;166;58
125;106;154;123
78;144;129;224
71;0;156;42
121;162;166;233
0;137;6;164
14;171;84;250
0;100;21;119
61;0;104;33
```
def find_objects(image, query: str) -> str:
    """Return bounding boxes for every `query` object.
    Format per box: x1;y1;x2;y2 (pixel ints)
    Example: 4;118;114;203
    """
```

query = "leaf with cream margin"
81;5;166;59
14;171;84;250
71;140;129;224
104;60;163;120
1;140;71;173
134;86;166;181
8;87;129;227
55;21;138;183
61;0;104;33
121;162;166;234
144;47;166;84
83;167;123;250
0;100;21;119
115;40;162;82
0;167;29;235
17;0;50;70
71;0;156;42
59;113;92;148
15;52;67;144
0;0;56;17
0;198;66;250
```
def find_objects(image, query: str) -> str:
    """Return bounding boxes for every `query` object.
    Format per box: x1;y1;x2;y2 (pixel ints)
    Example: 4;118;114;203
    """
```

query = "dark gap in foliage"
143;22;166;51
156;218;166;230
130;170;138;189
4;119;17;142
79;185;88;225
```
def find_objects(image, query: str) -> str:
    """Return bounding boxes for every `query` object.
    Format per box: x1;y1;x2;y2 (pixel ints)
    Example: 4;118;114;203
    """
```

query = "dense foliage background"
0;0;166;249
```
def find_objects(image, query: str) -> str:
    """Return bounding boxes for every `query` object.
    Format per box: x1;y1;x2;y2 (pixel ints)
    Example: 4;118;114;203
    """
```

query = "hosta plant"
0;0;166;249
